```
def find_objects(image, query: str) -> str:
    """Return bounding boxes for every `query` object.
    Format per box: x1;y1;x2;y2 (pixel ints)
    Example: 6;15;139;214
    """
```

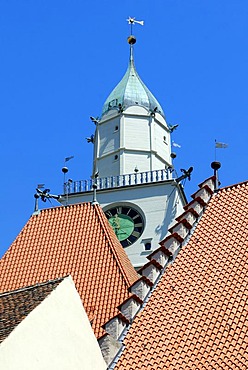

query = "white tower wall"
60;39;188;268
94;106;172;178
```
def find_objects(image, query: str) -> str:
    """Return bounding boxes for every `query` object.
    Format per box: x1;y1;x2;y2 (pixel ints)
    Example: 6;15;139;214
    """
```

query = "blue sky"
1;0;248;256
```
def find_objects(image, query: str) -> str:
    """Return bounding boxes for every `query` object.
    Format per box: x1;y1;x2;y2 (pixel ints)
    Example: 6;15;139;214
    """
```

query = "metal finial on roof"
127;17;143;61
127;35;136;45
34;193;39;213
211;161;221;192
62;156;74;205
127;35;136;63
91;172;99;205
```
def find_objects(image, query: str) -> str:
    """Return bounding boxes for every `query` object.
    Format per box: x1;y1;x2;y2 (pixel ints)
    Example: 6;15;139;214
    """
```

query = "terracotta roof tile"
0;203;138;338
114;180;248;369
0;278;63;343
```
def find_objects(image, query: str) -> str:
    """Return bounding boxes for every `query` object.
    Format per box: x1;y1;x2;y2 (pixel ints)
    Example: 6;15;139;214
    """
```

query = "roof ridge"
0;276;66;344
98;176;216;367
93;204;137;287
0;276;66;297
219;178;248;191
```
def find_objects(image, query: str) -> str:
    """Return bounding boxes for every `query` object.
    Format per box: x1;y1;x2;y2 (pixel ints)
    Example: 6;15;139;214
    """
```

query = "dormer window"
108;99;118;108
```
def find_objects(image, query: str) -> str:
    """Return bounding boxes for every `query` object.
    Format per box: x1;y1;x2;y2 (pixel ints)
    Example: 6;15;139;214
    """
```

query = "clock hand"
113;215;120;227
112;215;121;236
118;228;133;237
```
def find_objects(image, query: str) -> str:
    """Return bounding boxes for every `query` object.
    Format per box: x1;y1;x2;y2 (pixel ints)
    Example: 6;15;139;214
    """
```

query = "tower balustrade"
64;168;174;195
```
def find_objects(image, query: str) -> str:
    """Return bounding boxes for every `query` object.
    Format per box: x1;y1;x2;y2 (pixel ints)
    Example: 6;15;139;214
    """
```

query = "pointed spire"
128;34;136;65
130;42;134;62
102;34;165;118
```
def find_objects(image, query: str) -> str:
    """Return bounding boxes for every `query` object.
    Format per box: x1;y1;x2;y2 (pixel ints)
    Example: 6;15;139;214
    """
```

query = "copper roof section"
113;180;248;369
0;203;138;338
102;43;164;117
0;278;63;343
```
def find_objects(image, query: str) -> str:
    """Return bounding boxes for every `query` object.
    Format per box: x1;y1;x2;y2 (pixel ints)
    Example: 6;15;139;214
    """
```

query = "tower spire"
127;17;144;62
102;17;164;117
127;35;136;62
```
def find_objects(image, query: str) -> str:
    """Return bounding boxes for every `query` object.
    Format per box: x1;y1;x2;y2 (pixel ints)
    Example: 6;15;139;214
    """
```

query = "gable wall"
0;277;106;370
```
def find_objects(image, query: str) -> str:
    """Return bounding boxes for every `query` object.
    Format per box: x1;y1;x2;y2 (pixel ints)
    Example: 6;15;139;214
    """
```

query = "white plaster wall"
152;156;171;173
97;153;120;178
124;106;148;115
95;106;172;177
101;109;119;121
98;117;120;157
154;123;172;165
124;151;151;174
124;116;150;150
0;276;106;370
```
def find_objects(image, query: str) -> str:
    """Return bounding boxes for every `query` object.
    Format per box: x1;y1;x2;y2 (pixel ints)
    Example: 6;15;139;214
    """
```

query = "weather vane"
214;139;228;160
127;17;144;34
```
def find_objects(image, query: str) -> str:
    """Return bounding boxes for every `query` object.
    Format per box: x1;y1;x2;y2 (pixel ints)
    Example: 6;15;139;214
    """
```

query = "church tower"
93;35;172;178
60;30;187;268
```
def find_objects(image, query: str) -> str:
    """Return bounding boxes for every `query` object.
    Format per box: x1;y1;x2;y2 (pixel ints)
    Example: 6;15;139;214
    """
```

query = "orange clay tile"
0;203;138;338
115;181;248;369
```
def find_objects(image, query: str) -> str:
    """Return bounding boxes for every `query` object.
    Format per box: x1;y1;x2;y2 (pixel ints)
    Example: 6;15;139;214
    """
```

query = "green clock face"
105;206;144;248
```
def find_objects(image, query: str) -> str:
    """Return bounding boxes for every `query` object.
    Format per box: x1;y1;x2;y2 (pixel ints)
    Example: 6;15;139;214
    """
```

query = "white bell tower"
93;37;173;178
60;32;188;268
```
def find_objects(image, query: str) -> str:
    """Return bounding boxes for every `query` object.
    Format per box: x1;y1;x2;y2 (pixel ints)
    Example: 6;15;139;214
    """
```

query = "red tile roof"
0;278;63;343
0;203;138;338
114;180;248;369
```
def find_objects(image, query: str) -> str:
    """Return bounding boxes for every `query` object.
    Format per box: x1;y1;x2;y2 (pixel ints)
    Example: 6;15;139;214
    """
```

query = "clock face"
105;206;144;248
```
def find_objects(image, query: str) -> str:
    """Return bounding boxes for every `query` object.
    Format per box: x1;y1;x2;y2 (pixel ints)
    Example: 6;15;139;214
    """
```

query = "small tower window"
144;242;152;251
142;238;153;252
114;155;118;160
114;126;119;131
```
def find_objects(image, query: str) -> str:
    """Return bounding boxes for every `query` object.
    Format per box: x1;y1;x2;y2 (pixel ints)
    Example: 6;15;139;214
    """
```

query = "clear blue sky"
1;0;248;257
